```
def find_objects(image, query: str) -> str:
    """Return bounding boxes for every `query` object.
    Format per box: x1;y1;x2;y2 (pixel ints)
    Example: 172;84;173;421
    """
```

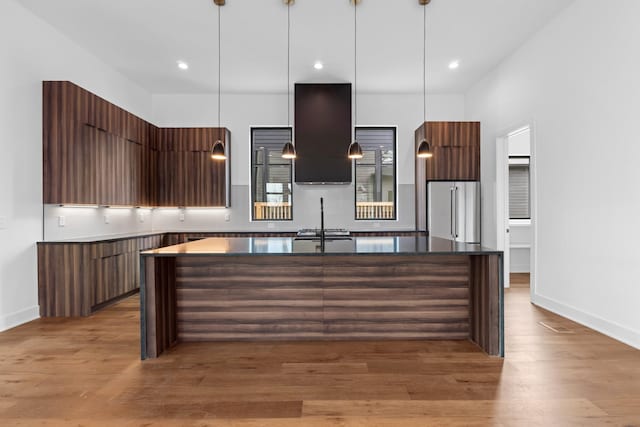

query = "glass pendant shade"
210;140;226;160
281;141;297;159
417;139;433;159
348;141;363;160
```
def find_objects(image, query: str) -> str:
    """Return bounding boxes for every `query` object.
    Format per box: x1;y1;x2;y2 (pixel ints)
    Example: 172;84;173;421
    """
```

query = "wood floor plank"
0;288;639;425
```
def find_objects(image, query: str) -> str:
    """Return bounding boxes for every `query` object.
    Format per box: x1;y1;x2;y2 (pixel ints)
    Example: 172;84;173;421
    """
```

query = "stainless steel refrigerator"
427;182;481;244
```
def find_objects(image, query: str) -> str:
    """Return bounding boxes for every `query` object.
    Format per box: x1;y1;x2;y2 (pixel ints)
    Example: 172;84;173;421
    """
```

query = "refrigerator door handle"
450;187;455;239
454;186;459;239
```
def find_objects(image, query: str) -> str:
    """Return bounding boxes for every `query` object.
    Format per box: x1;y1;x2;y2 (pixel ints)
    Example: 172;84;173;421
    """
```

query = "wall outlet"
267;222;275;229
138;212;145;223
0;216;7;229
104;215;110;224
224;213;231;222
373;222;381;228
57;216;65;227
179;212;185;222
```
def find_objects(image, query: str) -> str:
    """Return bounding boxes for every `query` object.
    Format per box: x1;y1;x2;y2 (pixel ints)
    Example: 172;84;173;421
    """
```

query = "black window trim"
353;126;398;221
250;126;294;222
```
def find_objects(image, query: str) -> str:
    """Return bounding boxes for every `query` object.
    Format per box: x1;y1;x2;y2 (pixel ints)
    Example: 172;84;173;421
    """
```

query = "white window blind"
509;162;530;219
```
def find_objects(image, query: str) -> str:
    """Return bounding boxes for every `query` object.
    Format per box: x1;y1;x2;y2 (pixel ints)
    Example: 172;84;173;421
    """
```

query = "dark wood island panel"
173;255;470;342
141;239;503;359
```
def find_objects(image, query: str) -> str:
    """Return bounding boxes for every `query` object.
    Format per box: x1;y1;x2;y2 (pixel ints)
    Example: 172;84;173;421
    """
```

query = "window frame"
508;155;531;220
353;126;398;221
250;126;294;222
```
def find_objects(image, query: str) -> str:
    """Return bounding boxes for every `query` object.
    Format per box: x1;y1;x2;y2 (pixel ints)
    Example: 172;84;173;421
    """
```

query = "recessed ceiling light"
314;61;324;70
177;60;189;70
449;60;460;70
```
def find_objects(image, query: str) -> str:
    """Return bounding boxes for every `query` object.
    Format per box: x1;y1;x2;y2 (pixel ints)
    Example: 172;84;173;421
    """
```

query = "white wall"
152;92;465;232
0;0;152;331
466;0;640;348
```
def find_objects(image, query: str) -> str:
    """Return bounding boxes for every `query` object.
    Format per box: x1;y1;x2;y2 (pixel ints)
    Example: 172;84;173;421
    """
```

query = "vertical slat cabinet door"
126;250;139;293
172;151;183;207
157;151;176;207
449;146;480;181
184;152;197;207
426;122;453;147
425;146;450;181
190;152;211;207
95;129;110;205
79;125;100;205
454;122;480;147
91;256;104;307
116;136;131;206
147;148;158;207
109;255;123;301
128;141;142;206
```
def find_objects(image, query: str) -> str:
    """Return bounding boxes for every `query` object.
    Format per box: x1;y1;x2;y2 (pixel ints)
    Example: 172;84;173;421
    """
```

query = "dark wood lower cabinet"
37;234;163;317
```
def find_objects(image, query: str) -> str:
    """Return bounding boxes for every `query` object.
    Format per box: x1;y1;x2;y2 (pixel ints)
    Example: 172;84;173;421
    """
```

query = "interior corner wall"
466;0;640;348
151;92;465;233
0;0;152;331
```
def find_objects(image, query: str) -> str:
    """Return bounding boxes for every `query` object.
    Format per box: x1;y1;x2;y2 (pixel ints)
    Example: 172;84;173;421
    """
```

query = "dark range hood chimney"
294;83;352;184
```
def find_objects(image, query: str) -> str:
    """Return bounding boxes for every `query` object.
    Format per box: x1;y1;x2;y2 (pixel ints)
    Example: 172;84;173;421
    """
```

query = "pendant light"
281;0;297;160
347;0;363;160
417;0;433;159
211;2;227;161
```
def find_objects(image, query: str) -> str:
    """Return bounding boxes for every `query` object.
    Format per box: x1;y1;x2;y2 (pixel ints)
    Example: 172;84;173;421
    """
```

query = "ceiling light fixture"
314;61;324;70
282;0;297;160
177;61;189;70
449;60;460;70
347;0;363;160
417;0;433;159
211;2;226;161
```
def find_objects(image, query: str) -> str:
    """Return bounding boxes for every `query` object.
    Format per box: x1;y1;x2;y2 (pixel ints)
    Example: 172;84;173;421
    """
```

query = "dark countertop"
38;231;168;244
141;236;502;257
38;230;420;244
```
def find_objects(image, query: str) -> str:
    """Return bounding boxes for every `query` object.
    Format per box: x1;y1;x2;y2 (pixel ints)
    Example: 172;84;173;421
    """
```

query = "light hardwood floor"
1;287;639;426
510;273;530;288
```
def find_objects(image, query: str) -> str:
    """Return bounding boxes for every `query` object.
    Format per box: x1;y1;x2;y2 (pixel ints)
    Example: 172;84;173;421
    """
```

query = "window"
354;127;397;220
509;157;530;219
251;128;293;221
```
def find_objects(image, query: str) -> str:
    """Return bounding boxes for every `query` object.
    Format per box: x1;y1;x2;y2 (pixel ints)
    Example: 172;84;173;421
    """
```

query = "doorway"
496;125;536;298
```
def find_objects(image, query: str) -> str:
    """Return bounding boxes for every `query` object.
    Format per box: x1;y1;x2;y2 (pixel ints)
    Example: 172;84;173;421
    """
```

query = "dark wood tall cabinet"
43;81;230;207
415;121;481;231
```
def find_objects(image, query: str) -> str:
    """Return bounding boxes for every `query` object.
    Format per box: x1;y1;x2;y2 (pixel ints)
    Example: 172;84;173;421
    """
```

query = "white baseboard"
0;305;40;332
510;264;530;273
532;293;640;350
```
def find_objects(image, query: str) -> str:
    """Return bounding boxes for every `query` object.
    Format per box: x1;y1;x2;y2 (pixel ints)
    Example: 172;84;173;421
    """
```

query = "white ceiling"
17;0;573;94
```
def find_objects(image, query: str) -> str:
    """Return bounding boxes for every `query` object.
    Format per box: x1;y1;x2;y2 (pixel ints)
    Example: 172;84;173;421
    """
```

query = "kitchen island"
140;236;503;359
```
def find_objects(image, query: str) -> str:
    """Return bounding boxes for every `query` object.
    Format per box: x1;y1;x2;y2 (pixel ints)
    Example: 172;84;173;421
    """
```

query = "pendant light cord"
218;5;222;138
287;2;291;130
423;3;427;123
354;0;358;139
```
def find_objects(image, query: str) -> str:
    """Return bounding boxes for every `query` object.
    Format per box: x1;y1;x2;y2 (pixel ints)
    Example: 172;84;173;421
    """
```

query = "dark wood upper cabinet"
156;128;230;207
43;81;230;207
415;121;480;182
